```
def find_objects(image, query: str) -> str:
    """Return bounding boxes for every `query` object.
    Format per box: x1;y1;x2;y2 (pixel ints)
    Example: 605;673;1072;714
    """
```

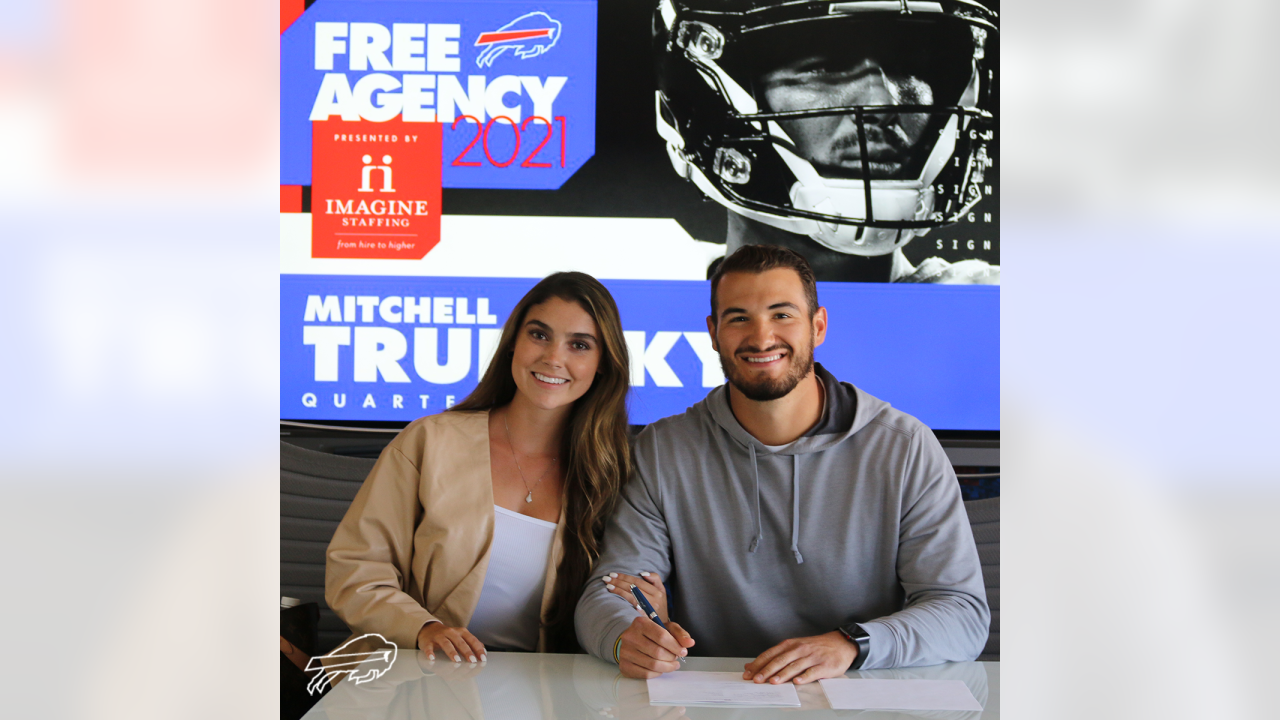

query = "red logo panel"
311;118;442;259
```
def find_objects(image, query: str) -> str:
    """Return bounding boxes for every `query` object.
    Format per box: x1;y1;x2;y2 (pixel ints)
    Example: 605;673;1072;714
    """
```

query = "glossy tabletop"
303;650;998;720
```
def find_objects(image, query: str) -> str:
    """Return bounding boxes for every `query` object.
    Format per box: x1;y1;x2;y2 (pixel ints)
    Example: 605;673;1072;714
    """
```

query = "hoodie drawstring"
790;455;804;564
748;444;762;553
746;446;804;564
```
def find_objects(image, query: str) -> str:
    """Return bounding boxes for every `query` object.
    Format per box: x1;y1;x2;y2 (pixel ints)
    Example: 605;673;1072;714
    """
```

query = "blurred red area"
60;0;275;182
0;49;32;92
0;4;282;717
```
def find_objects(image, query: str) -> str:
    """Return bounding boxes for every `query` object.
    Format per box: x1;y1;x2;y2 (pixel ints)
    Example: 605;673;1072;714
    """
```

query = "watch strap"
837;624;870;670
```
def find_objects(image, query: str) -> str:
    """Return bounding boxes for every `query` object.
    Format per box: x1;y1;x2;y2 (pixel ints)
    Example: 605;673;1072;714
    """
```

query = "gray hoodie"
574;364;989;669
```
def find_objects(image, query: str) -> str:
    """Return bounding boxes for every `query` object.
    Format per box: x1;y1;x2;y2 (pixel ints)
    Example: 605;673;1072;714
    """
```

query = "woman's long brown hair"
449;272;631;652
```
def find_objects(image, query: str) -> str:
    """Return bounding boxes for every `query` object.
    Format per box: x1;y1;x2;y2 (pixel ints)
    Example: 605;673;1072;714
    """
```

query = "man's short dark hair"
709;245;819;322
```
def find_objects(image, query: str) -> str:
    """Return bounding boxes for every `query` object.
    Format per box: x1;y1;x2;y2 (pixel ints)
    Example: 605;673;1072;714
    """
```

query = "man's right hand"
616;616;695;679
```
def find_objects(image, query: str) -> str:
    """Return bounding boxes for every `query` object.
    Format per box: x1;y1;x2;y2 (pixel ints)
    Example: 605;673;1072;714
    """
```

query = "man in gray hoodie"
574;245;989;683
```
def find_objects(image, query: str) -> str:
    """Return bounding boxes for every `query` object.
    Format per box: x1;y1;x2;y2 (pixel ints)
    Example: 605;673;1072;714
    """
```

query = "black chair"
964;496;999;661
281;440;376;653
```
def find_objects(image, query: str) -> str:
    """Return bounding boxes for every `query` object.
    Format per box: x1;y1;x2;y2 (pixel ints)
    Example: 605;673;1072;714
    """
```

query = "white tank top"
468;505;557;651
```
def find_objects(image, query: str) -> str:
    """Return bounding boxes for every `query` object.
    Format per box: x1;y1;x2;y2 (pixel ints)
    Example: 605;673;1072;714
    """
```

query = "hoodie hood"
702;362;894;563
705;362;892;456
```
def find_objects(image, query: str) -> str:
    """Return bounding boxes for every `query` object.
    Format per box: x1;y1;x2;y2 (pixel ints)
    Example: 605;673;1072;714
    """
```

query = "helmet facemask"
655;1;996;256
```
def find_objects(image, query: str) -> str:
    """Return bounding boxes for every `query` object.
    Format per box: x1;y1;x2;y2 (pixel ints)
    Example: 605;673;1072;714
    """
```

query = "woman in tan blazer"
326;272;658;661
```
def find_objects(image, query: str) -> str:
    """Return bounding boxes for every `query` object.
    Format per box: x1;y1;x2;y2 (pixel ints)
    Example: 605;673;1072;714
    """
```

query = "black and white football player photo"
652;0;999;282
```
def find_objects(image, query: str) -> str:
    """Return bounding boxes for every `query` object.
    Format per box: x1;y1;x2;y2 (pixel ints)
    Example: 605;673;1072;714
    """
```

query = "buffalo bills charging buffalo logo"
304;633;398;695
474;11;562;68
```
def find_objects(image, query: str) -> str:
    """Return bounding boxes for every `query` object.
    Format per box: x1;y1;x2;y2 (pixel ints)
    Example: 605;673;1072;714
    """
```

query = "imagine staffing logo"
311;116;442;260
359;154;395;193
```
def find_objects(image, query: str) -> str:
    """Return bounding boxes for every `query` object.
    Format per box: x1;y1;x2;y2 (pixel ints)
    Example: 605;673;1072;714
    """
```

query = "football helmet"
653;0;997;255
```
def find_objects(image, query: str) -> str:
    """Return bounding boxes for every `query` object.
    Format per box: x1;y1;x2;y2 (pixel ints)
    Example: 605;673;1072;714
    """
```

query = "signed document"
647;671;801;707
818;679;983;711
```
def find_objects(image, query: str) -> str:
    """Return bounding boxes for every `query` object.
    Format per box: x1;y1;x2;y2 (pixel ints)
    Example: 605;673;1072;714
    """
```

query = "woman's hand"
416;621;487;664
601;571;669;623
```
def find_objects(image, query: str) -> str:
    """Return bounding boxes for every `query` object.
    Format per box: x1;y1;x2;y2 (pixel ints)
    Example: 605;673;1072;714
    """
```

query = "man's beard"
720;338;815;402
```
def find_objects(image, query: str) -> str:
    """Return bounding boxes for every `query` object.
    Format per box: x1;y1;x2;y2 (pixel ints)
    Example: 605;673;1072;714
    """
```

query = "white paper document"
819;679;983;711
647;671;801;707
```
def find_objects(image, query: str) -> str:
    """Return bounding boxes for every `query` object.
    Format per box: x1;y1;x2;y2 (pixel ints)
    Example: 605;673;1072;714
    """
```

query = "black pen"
630;584;686;664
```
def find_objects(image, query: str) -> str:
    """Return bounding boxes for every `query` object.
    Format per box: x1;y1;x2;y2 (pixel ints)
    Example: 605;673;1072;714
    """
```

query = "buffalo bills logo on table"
305;633;398;695
474;12;562;67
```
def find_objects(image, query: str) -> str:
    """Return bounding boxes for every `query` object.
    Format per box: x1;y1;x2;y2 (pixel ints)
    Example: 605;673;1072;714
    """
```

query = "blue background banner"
281;275;999;430
282;0;597;190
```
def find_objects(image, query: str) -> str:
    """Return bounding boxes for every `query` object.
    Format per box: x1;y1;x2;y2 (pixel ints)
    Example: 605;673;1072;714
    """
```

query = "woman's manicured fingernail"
429;654;435;661
640;572;650;577
609;572;617;578
481;654;487;662
454;655;462;663
606;584;614;590
602;576;611;582
469;656;477;663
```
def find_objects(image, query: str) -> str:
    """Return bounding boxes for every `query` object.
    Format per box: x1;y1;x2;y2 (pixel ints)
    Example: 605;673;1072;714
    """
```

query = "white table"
304;651;998;719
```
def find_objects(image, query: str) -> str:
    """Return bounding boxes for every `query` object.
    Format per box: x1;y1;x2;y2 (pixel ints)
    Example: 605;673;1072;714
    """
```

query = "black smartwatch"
837;624;870;670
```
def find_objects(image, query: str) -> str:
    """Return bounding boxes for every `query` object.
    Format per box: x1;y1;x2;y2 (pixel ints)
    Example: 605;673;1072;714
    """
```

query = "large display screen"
280;0;999;430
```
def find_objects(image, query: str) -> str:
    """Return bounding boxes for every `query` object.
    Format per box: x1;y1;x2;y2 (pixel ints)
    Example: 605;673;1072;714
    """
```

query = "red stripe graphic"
475;28;553;45
280;185;303;213
280;0;305;34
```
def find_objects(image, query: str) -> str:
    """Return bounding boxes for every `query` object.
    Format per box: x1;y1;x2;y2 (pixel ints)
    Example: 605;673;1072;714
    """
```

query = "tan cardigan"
325;410;566;652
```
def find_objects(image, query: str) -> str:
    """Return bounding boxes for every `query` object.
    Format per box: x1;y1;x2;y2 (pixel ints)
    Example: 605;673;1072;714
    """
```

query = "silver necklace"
503;412;558;503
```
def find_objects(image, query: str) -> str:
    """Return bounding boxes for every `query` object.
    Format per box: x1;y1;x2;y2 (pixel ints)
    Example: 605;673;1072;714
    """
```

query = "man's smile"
737;344;791;369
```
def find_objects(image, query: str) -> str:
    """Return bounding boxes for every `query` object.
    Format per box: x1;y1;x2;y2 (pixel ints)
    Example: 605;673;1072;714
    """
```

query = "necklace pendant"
525;491;533;503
